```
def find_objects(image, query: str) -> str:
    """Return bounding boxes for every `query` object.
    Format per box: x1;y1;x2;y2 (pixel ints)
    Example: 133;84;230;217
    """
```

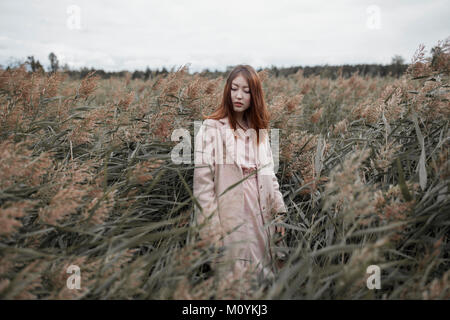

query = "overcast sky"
1;0;449;73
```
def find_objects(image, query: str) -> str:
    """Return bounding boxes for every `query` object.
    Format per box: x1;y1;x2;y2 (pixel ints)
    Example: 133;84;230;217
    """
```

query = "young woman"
193;65;287;285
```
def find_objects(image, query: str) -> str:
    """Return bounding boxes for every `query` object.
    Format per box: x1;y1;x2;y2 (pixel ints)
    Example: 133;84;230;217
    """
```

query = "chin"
233;106;248;113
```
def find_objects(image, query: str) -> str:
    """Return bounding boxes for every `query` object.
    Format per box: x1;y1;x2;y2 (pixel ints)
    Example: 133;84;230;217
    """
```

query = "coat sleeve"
193;119;224;247
266;136;287;215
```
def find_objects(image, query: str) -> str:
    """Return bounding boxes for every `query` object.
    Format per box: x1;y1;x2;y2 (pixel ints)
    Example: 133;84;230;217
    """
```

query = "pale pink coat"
193;116;287;262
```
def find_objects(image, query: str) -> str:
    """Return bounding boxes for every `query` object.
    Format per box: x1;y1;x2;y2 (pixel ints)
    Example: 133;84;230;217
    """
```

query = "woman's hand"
275;225;285;237
274;213;286;239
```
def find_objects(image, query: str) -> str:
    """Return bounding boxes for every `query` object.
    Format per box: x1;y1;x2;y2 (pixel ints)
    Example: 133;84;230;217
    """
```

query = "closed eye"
232;88;250;94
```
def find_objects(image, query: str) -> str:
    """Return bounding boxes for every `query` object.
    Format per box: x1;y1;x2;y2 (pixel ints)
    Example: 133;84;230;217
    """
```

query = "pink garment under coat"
220;125;276;281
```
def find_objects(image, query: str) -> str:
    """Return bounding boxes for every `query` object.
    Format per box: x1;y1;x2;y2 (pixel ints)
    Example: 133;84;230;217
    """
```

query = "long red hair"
203;64;270;145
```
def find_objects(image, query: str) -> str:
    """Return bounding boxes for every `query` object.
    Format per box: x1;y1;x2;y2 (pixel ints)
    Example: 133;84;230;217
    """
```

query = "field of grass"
0;39;449;299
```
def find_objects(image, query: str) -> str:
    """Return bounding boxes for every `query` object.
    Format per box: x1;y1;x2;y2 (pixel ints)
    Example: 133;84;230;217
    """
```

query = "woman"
193;65;287;286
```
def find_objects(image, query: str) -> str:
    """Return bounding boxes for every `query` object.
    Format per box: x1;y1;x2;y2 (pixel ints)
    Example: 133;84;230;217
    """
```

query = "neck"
235;112;247;127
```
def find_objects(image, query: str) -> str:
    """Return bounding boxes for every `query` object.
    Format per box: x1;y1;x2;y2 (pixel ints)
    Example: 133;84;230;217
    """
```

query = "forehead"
231;75;249;87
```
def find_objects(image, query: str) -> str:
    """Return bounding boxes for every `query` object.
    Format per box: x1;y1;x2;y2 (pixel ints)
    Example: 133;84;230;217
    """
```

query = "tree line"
4;52;412;79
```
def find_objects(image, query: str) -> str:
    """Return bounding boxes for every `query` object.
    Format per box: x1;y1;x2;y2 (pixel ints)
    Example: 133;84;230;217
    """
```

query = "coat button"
260;185;262;189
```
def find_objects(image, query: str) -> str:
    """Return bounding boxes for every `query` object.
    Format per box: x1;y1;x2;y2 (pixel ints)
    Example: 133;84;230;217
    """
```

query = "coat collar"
216;116;267;169
218;116;251;133
217;116;239;167
218;116;229;125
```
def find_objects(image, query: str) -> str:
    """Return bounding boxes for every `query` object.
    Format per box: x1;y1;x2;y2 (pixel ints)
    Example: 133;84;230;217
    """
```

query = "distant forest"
5;52;410;79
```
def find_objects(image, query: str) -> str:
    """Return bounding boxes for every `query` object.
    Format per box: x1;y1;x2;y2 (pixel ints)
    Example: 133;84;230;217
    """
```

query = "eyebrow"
231;82;249;88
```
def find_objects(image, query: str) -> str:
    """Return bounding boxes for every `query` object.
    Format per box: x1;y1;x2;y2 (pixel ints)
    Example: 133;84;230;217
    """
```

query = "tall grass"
0;38;449;299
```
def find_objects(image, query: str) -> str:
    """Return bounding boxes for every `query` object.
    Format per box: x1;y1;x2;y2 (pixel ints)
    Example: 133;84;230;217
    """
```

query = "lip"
234;102;243;107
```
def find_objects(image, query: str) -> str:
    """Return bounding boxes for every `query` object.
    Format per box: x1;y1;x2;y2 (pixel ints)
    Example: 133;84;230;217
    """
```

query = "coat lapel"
218;116;267;169
218;116;239;167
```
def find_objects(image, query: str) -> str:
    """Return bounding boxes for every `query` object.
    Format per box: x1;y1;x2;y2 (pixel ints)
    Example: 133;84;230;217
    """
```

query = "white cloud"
0;0;449;72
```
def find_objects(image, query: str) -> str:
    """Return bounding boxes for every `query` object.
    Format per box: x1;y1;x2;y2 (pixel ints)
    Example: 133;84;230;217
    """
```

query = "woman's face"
230;74;251;113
